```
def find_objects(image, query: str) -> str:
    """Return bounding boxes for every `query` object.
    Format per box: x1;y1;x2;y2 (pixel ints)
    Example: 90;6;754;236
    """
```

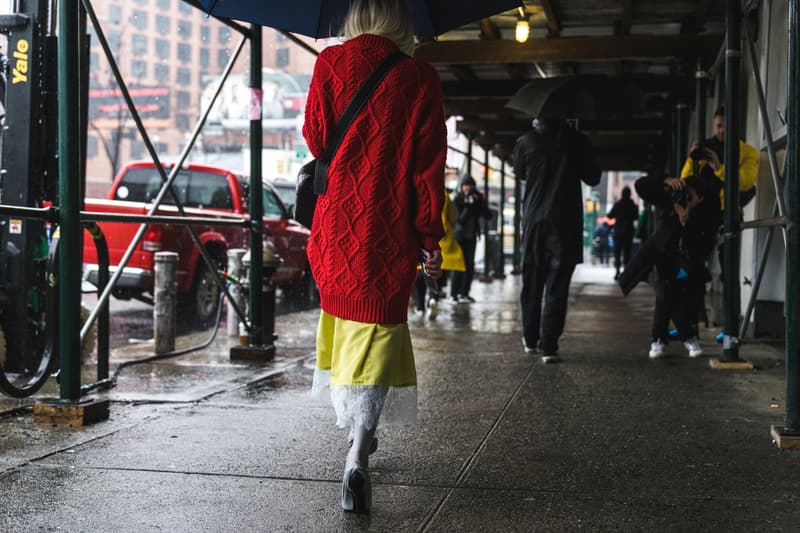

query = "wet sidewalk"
1;265;798;532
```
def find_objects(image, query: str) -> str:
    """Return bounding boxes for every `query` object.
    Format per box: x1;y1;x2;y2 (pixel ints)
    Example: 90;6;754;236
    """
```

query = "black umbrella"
199;0;523;38
506;76;646;120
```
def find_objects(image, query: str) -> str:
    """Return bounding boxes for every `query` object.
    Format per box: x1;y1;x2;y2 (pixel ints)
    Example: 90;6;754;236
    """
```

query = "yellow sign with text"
12;38;29;85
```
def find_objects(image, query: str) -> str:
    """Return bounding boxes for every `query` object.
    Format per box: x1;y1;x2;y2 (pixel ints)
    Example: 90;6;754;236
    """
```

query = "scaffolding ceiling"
414;0;727;170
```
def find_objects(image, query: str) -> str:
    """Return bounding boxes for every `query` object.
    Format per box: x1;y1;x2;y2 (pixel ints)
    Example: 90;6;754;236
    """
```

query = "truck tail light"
142;226;162;252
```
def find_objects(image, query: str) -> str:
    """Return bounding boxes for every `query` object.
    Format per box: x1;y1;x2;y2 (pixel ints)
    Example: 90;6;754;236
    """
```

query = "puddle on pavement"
240;365;313;400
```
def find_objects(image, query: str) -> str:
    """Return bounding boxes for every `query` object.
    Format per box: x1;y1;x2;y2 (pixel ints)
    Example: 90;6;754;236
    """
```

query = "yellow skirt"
311;311;417;429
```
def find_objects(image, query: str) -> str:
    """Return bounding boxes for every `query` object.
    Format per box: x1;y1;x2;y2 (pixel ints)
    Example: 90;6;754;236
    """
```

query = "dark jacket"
607;197;639;239
512;121;601;266
453;180;491;241
619;173;721;295
594;223;610;246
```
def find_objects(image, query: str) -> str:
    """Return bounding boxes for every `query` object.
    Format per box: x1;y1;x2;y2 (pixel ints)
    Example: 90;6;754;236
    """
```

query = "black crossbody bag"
294;49;406;228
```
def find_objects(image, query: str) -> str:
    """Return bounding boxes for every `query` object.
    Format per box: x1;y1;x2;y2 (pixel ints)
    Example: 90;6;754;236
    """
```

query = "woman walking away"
303;0;446;515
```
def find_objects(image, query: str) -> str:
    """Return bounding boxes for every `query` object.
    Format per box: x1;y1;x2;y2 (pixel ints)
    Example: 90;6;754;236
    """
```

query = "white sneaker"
522;338;536;354
683;337;704;358
426;298;438;320
649;340;666;359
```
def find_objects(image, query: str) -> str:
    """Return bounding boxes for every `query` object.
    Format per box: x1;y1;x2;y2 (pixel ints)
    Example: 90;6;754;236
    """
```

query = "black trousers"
520;260;575;354
412;272;427;311
651;277;700;342
614;234;633;271
451;237;476;298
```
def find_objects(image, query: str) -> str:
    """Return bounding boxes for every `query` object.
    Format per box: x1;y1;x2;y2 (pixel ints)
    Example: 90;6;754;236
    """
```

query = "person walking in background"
302;0;445;514
450;174;490;303
606;186;639;279
513;117;601;363
412;192;465;319
593;221;611;265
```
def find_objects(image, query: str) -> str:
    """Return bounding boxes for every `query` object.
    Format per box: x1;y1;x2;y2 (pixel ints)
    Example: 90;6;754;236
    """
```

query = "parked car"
83;161;312;324
265;177;297;213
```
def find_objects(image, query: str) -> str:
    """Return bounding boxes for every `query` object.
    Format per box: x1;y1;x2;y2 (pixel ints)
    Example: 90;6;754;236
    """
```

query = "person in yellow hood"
679;106;759;209
412;192;465;319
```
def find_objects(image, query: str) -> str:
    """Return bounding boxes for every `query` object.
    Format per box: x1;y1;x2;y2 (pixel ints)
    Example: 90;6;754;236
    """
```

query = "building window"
155;39;170;60
134;0;147;4
200;26;210;42
132;34;148;56
107;30;121;51
217;49;230;68
175;114;190;131
177;67;191;85
132;60;148;79
130;140;145;160
90;51;100;71
156;0;170;9
155;63;170;82
132;10;148;30
176;91;191;110
218;26;231;44
178;0;192;14
107;4;121;24
276;47;289;68
177;43;192;62
156;15;170;35
199;47;209;67
178;20;192;39
276;32;288;43
87;135;99;158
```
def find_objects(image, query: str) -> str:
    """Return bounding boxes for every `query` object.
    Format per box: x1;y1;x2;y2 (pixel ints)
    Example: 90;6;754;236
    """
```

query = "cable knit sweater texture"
302;34;446;324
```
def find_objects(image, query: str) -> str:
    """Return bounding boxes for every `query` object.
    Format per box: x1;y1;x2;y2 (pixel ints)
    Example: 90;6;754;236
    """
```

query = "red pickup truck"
82;161;311;324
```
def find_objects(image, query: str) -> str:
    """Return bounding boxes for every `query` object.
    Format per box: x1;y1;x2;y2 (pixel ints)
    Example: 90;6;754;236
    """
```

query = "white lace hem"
311;368;417;429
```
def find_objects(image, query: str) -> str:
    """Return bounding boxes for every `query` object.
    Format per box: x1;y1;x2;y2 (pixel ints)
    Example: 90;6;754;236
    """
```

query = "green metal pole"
483;146;490;277
695;64;708;142
671;108;679;176
785;0;799;432
465;133;474;177
676;102;689;170
58;0;82;400
248;25;264;346
722;0;742;361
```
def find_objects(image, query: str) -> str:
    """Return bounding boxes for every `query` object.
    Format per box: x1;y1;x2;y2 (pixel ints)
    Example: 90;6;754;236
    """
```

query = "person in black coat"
606;186;639;279
626;171;722;359
512;118;601;362
450;174;490;303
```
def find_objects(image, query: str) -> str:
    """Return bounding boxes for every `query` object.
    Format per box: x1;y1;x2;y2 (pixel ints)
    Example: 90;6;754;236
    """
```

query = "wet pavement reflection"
81;287;322;350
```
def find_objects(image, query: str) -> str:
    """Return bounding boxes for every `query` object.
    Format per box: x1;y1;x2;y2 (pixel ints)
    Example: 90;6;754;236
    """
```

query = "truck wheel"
183;257;223;328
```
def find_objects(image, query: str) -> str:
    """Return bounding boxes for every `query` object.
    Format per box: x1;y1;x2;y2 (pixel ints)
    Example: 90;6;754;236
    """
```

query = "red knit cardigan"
302;34;446;324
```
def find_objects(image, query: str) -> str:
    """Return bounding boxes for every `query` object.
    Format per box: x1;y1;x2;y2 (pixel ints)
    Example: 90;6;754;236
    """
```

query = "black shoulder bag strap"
314;49;407;194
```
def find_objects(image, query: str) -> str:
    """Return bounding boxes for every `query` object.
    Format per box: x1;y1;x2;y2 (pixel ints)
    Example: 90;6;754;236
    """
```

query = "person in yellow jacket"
412;192;465;320
679;106;759;209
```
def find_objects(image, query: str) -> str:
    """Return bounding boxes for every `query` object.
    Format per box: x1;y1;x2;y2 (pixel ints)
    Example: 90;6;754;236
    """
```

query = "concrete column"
154;252;178;355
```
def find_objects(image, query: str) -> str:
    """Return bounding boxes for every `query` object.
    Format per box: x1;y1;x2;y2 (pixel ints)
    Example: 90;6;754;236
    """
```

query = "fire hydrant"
233;240;282;361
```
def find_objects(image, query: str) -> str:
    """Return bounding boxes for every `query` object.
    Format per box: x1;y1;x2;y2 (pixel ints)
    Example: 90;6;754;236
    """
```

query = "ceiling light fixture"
515;6;530;43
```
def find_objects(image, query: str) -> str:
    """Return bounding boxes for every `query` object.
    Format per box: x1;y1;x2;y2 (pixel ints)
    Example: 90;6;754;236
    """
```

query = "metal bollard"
154;252;178;354
226;248;247;337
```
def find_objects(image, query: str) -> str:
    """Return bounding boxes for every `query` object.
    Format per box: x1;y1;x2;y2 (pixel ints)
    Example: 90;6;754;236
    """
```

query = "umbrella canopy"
506;76;646;120
199;0;522;38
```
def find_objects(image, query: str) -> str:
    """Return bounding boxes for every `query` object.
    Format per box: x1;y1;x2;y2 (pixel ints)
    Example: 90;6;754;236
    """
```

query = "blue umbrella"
199;0;523;38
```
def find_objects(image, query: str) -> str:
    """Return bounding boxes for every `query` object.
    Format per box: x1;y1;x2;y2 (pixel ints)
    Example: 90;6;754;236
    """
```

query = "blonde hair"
342;0;415;56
